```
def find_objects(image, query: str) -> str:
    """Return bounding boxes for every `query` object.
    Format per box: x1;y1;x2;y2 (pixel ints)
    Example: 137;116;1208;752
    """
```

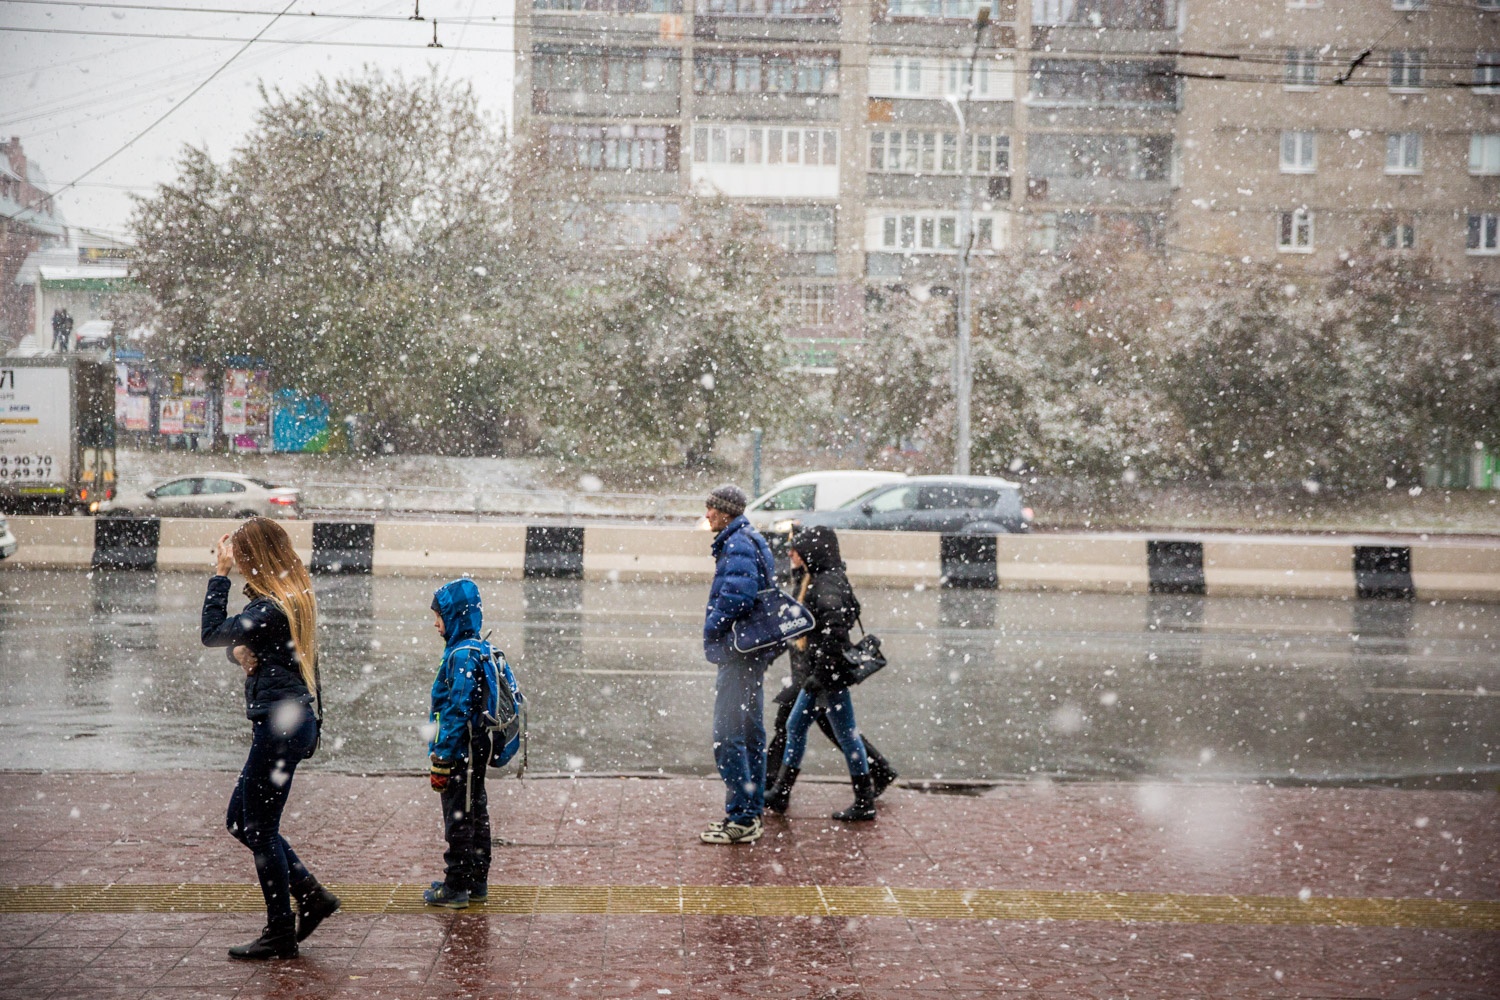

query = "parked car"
696;470;908;531
794;475;1033;534
0;514;17;559
104;474;302;519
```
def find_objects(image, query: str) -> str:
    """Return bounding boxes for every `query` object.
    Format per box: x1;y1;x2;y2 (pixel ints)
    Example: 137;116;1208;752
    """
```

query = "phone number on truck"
0;455;59;480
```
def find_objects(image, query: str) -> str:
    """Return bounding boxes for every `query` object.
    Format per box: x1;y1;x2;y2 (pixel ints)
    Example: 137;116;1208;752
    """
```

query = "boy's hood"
432;578;483;647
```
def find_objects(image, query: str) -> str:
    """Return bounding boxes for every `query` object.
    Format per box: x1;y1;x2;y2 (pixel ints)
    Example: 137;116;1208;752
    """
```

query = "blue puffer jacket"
703;515;778;665
428;578;498;763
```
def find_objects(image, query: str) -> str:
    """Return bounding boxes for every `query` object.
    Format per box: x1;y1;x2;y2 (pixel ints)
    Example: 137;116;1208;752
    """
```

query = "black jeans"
440;732;491;892
227;707;318;925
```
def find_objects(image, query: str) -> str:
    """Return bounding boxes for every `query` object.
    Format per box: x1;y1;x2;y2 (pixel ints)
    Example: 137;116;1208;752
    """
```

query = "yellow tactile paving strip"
2;884;1497;930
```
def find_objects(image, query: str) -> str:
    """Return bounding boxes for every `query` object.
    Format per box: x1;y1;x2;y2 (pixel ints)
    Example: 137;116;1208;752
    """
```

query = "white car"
698;470;909;531
104;473;302;519
0;514;16;559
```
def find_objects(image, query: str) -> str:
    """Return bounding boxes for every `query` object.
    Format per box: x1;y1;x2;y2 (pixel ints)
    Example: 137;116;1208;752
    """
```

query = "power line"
2;0;301;224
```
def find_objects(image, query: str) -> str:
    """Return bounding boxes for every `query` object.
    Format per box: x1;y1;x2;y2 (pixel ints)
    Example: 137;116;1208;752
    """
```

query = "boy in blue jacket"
424;578;500;909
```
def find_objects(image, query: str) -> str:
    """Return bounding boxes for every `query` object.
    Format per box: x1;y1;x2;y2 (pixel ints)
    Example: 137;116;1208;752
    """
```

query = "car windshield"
838;485;888;508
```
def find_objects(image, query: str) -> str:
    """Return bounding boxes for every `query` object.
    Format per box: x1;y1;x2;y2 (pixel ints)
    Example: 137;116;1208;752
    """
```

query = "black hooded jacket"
782;525;861;698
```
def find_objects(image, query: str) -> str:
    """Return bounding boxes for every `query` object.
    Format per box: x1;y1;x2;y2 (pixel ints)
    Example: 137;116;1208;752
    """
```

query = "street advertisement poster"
158;398;185;435
245;370;271;434
183;397;209;436
0;365;70;487
123;395;150;432
223;395;247;434
271;389;331;453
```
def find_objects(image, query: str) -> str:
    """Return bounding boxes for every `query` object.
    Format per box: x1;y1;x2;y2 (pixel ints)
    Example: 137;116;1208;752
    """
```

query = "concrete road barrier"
2;516;1497;602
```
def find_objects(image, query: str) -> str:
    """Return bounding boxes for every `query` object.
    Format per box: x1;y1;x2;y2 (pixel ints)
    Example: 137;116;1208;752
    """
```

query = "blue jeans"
784;686;869;778
227;705;318;925
712;656;768;824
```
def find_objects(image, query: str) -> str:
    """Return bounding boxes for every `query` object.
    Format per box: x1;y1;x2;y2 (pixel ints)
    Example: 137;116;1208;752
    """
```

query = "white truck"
0;356;116;513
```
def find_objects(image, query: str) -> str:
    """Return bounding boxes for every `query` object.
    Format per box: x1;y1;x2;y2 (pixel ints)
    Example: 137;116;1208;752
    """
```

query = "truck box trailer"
0;356;116;513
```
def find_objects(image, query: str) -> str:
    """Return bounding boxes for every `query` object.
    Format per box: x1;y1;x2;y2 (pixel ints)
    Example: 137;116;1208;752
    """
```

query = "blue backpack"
458;636;527;774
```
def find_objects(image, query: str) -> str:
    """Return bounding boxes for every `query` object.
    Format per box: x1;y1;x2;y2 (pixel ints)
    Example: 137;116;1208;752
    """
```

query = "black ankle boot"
228;918;298;960
864;741;899;799
765;765;800;814
296;884;341;942
832;773;876;822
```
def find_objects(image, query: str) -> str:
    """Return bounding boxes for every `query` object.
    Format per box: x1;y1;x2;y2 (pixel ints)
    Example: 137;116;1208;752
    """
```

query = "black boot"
295;883;340;942
765;765;800;814
832;773;876;822
864;740;899;799
228;918;298;960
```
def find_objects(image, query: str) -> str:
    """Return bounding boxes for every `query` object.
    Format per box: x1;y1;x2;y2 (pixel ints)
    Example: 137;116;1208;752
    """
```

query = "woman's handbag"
838;618;887;686
731;587;816;655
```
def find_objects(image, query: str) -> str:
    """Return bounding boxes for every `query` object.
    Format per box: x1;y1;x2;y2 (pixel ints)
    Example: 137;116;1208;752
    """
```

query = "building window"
1389;50;1425;90
691;125;838;166
1028;59;1177;108
548;124;677;171
1477;52;1500;92
764;207;835;253
534;49;678;94
1471;134;1500;175
1029;133;1171;181
889;0;989;18
1385;133;1422;174
787;283;837;327
1284;48;1319;88
1468;213;1500;254
1383;220;1416;250
869;129;1010;175
870;54;1015;101
1280;131;1316;173
874;210;1003;253
536;0;681;10
1032;0;1175;28
696;0;839;18
694;51;839;95
1278;209;1314;252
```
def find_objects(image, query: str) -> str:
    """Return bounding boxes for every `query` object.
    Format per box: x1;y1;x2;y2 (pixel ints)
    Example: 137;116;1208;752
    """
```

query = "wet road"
0;569;1495;786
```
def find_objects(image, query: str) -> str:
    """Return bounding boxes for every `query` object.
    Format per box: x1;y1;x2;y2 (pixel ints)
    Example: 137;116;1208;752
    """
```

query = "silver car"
105;473;302;519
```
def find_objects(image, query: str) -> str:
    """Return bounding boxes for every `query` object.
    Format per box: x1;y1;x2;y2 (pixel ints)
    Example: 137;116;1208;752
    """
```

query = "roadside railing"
300;481;705;524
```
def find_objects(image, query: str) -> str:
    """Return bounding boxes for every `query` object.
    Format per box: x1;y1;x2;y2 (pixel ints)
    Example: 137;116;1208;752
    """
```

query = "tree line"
127;70;1500;484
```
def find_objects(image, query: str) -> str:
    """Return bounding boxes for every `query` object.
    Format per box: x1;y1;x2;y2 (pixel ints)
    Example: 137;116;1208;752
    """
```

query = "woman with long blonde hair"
202;516;337;960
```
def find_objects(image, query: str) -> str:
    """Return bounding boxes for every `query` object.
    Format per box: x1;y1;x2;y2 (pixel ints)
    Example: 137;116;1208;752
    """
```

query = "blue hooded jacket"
429;578;498;763
703;515;778;665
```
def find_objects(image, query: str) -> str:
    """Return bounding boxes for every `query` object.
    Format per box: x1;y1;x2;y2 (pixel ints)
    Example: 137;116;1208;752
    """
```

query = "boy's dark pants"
440;732;491;892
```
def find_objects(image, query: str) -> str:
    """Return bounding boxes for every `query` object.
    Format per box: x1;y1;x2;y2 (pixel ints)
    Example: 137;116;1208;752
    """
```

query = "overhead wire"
2;0;302;223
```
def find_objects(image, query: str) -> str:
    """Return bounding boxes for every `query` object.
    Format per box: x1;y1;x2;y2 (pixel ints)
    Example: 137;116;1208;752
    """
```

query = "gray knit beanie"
706;483;749;517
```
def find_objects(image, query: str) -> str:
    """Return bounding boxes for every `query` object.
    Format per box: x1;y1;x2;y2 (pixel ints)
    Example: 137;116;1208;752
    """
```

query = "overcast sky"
1;0;515;239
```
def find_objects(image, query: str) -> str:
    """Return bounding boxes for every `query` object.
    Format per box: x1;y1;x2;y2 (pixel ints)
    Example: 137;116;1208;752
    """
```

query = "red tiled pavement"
0;771;1496;999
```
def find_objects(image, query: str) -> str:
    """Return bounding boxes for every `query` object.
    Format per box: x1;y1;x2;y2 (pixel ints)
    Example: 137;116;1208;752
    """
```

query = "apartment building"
515;0;1496;349
1173;0;1500;285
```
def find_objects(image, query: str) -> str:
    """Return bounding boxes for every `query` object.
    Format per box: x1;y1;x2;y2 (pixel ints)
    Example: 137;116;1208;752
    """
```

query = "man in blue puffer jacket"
424;578;501;909
700;484;779;845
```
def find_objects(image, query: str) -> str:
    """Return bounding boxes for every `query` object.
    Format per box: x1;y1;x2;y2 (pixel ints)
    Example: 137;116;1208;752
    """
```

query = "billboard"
0;365;71;488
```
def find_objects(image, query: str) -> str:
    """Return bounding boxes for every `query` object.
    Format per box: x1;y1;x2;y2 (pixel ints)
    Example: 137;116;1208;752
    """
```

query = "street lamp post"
945;4;989;477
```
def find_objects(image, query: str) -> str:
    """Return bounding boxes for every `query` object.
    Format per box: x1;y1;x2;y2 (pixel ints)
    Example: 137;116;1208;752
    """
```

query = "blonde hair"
232;517;318;694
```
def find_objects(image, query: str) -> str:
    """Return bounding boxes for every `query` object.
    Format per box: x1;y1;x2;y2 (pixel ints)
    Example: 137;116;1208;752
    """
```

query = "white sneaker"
699;816;762;844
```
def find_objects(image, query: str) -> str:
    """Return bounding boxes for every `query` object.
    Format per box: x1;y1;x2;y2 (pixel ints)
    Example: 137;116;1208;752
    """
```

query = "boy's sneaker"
699;816;762;845
423;883;469;910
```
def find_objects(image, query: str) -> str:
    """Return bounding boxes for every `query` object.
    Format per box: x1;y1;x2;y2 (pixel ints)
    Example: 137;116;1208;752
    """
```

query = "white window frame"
1467;212;1500;255
1284;48;1319;90
1278;209;1314;253
1280;131;1316;173
869;129;1010;176
1385;133;1422;175
873;209;1004;254
1477;52;1500;93
870;54;1014;101
1389;50;1425;91
1470;134;1500;175
690;124;839;167
787;283;837;327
